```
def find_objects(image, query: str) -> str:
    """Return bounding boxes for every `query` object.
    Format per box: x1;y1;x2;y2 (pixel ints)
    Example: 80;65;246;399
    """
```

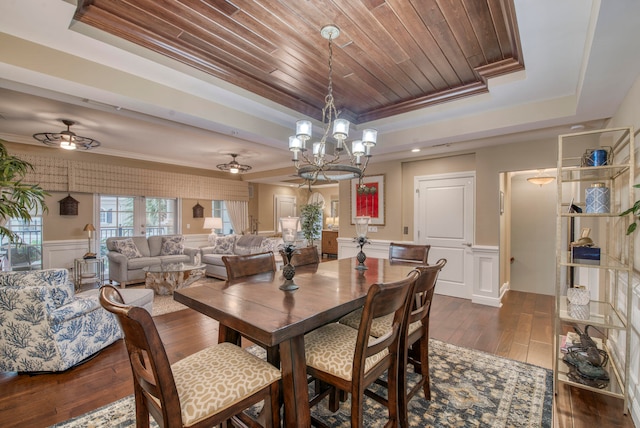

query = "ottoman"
81;287;154;314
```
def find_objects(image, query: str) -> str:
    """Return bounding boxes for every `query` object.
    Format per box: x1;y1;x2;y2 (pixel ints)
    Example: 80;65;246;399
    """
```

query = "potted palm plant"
0;141;49;243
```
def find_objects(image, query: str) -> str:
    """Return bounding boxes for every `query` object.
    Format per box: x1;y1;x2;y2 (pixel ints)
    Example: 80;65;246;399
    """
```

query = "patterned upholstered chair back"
0;269;122;372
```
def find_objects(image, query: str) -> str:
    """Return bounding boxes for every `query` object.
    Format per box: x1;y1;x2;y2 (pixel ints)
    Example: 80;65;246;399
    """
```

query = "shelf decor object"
353;216;371;271
279;217;300;291
554;126;634;413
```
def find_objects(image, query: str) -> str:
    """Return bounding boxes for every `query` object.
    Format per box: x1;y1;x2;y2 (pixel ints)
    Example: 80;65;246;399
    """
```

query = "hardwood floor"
0;290;634;427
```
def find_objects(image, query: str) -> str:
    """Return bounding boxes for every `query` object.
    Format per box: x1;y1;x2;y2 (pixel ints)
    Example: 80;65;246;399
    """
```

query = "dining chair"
279;245;320;267
338;259;447;427
99;285;282;428
222;251;280;365
388;242;430;264
303;269;420;428
222;251;277;280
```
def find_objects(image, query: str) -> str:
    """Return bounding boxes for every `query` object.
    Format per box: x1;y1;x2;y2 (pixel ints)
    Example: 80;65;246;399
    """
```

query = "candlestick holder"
354;216;371;271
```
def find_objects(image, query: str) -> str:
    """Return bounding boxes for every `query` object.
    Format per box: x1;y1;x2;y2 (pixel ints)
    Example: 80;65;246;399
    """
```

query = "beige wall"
43;192;94;241
182;198;212;235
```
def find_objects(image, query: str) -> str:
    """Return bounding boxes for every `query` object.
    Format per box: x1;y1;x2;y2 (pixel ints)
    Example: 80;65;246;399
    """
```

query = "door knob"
462;242;472;247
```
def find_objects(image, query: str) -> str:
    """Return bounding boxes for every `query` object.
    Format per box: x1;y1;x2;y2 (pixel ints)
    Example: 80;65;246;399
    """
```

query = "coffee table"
143;262;206;295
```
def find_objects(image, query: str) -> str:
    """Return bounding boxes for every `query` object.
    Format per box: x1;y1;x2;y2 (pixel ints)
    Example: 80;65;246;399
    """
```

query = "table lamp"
83;223;96;259
203;217;223;234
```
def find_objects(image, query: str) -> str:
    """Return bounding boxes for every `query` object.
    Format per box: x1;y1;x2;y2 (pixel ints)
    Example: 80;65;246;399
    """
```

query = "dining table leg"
279;334;311;428
218;324;241;345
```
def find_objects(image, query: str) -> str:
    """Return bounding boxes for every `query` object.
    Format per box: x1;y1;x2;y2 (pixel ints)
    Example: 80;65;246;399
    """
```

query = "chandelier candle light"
354;216;371;270
280;217;300;291
289;25;377;185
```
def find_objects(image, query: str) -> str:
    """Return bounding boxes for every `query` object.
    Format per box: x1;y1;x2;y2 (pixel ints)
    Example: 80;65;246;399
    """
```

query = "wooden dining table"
173;256;416;427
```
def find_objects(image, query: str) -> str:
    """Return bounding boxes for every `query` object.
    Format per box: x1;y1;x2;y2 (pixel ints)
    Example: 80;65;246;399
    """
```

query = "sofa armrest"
107;251;129;283
49;297;101;326
200;246;216;255
183;247;200;263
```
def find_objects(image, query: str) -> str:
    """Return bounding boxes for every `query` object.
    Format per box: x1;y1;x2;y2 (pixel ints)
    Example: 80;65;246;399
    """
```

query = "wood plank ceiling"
74;0;523;124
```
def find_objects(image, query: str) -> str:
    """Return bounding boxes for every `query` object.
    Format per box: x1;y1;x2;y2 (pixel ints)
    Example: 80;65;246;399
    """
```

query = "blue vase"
585;183;610;213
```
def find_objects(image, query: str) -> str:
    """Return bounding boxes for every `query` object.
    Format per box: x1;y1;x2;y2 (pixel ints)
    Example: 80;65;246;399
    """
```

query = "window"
146;198;176;236
1;217;42;271
212;200;233;234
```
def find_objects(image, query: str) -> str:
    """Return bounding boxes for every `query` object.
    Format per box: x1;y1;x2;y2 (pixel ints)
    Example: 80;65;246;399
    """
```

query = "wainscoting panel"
42;240;87;270
472;245;502;307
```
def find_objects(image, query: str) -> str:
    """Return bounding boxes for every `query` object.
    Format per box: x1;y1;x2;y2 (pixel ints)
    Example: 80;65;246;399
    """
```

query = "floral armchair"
0;269;123;372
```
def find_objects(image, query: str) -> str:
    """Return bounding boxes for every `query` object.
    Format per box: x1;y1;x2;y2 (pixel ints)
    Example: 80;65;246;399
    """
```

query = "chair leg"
134;387;150;428
419;338;431;400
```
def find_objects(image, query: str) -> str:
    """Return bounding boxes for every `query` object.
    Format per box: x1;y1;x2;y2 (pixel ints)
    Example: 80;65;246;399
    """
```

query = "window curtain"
226;200;248;235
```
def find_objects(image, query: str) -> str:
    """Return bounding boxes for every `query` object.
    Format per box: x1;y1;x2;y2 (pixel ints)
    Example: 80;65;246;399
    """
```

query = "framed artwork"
351;174;385;225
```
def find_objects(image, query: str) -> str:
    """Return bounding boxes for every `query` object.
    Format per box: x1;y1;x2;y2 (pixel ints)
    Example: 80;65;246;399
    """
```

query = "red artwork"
355;181;379;218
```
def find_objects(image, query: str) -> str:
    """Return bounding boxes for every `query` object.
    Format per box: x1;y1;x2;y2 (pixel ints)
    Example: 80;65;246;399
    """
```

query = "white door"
274;195;297;230
415;172;475;299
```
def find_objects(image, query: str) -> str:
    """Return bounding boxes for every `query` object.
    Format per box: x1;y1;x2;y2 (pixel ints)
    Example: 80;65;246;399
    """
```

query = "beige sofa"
201;234;283;280
106;235;199;287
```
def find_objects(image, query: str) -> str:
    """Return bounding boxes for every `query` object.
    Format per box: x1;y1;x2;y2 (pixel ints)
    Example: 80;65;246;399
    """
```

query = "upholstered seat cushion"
339;308;421;338
166;342;281;426
304;322;388;381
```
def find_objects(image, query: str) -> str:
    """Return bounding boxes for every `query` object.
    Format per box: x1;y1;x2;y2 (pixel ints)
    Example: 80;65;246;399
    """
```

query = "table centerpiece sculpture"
280;216;300;291
354;216;371;270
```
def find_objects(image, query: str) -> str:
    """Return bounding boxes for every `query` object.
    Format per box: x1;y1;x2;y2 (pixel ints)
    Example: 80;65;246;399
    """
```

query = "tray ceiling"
74;0;524;124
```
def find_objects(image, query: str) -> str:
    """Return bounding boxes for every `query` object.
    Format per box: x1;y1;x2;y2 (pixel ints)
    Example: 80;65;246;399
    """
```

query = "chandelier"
33;119;101;150
288;25;377;184
216;154;252;174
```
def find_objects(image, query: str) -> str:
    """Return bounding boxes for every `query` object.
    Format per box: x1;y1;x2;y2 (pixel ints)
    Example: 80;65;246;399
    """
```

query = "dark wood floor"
0;290;634;428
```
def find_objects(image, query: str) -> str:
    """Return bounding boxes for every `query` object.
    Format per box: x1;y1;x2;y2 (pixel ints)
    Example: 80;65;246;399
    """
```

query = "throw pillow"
213;235;236;254
161;236;184;255
114;238;143;259
260;237;283;253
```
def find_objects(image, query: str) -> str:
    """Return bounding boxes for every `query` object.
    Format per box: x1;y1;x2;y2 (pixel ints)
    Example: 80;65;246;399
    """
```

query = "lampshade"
83;223;96;234
355;216;370;238
203;217;223;231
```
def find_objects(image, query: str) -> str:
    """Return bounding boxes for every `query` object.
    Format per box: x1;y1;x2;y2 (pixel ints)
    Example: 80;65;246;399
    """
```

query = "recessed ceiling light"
411;148;420;153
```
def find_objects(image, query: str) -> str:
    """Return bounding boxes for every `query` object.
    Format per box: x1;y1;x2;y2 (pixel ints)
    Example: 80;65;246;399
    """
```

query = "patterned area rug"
50;339;552;428
129;277;221;317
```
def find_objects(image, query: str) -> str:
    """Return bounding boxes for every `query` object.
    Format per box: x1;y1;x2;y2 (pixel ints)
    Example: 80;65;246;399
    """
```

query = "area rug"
49;339;552;428
129;277;221;317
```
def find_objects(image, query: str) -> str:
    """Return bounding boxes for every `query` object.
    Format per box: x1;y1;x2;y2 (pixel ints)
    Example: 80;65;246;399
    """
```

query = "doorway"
501;170;556;295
